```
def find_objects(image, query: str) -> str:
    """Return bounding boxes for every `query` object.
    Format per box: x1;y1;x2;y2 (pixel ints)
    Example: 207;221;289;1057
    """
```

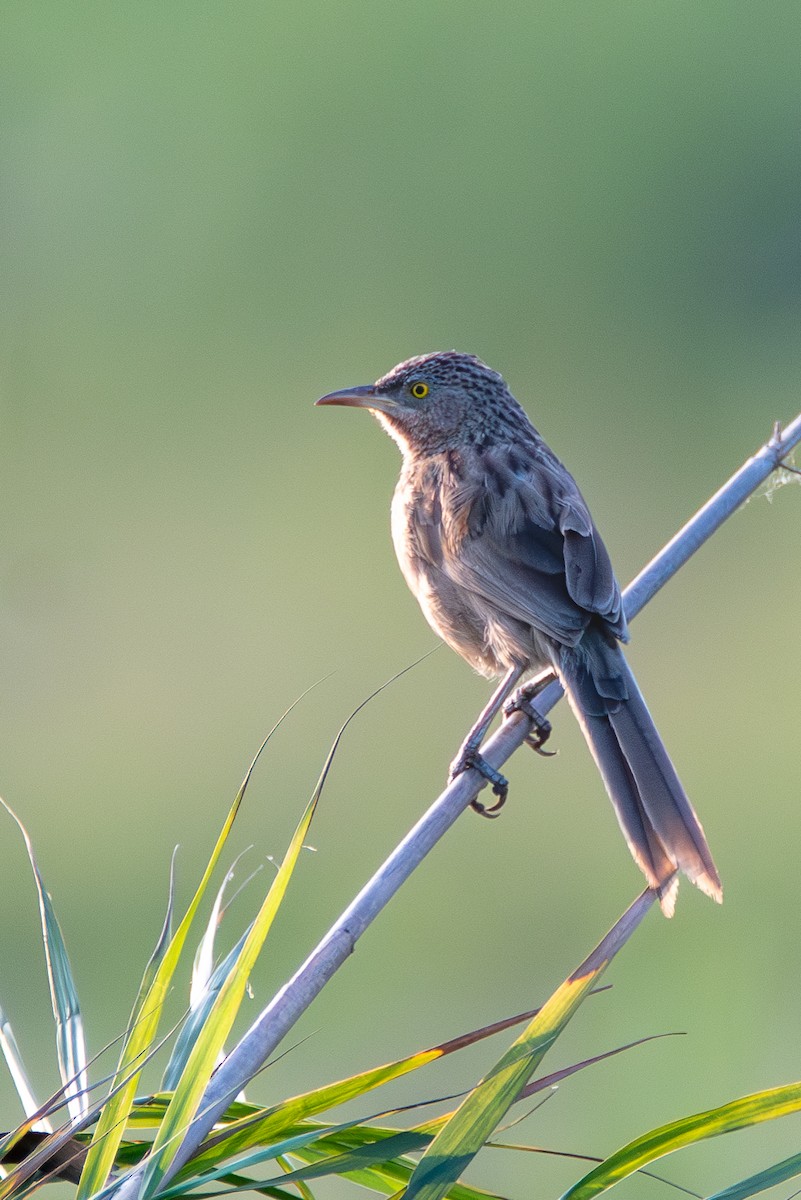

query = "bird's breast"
389;459;517;677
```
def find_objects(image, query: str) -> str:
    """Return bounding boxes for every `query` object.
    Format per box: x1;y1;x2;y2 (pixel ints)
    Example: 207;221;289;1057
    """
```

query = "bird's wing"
441;445;626;647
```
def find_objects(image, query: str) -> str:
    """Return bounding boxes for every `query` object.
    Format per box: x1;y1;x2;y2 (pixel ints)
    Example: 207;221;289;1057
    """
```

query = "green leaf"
139;847;178;1003
76;804;237;1197
706;1149;801;1199
166;1132;433;1197
186;1004;547;1174
561;1080;801;1198
404;888;657;1200
76;709;289;1199
0;799;87;1122
139;785;320;1198
161;923;253;1092
78;688;320;1198
283;1128;504;1200
0;1006;49;1128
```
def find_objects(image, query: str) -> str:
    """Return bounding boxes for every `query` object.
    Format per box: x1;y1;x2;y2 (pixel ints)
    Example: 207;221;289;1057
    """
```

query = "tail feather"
570;705;681;915
608;668;721;902
558;638;721;914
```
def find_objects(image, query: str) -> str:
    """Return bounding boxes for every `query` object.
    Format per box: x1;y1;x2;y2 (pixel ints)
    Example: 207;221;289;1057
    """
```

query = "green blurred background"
2;2;801;1195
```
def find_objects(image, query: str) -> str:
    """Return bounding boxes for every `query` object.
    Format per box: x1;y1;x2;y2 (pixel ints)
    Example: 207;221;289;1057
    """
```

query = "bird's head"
316;351;529;455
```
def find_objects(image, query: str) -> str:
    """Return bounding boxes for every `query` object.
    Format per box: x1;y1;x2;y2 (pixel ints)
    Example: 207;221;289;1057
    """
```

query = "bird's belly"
390;477;555;679
411;564;504;676
394;539;551;679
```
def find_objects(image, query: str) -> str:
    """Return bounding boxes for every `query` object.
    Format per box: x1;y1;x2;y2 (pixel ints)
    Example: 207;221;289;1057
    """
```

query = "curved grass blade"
516;1033;681;1104
561;1079;801;1198
404;888;658;1200
186;1003;550;1173
163;1128;503;1200
267;1126;506;1200
0;1007;50;1130
174;999;661;1195
190;850;256;1011
77;697;306;1200
0;799;87;1123
169;1132;431;1198
159;1117;403;1197
76;822;234;1198
162;924;253;1092
139;847;178;1004
705;1148;801;1199
138;784;321;1198
0;1010;190;1199
164;852;262;1096
102;655;435;1200
276;1158;316;1200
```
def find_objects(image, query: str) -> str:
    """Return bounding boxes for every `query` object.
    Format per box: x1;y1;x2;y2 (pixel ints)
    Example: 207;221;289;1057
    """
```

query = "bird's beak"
315;385;399;415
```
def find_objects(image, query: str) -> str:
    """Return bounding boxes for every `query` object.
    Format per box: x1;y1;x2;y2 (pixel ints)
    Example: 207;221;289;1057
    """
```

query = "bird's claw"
448;752;509;818
504;694;555;757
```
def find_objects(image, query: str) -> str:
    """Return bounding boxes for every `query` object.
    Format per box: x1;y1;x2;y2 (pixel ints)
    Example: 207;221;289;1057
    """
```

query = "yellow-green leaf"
561;1080;801;1198
139;786;320;1197
404;889;657;1200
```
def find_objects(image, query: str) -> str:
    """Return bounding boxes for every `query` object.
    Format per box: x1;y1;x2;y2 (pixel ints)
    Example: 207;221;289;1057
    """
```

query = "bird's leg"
448;664;526;817
504;671;556;757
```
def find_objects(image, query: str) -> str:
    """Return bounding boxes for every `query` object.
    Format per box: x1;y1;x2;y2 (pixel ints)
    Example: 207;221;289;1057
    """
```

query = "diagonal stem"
112;413;801;1200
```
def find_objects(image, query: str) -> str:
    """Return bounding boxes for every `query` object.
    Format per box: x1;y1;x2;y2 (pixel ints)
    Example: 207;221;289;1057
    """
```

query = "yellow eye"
410;381;429;399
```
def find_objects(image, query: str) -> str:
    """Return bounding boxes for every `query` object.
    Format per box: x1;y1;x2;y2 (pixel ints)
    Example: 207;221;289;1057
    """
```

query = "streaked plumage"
317;351;721;914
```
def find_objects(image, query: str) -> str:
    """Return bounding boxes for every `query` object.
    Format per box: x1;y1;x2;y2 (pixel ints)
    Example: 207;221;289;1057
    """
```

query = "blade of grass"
0;799;87;1123
159;1116;408;1197
186;1002;552;1172
164;1128;505;1199
139;848;178;1004
138;782;321;1198
0;1008;50;1130
403;888;658;1200
168;1132;430;1197
0;1009;190;1199
705;1149;801;1199
560;1079;801;1198
77;695;306;1200
190;850;255;1011
275;1160;316;1200
75;796;239;1198
162;924;253;1092
138;655;438;1190
169;934;657;1198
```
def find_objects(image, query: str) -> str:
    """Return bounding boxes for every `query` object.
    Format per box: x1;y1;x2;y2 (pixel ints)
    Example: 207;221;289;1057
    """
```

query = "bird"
316;351;721;914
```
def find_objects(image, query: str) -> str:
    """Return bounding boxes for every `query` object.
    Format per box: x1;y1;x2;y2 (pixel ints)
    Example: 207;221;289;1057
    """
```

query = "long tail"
556;636;722;917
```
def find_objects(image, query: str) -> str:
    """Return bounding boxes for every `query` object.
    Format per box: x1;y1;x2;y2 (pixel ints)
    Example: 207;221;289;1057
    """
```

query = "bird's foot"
448;751;509;818
504;685;556;757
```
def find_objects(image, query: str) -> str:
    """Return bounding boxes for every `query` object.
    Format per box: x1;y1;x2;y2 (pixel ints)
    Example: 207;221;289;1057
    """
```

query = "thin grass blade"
403;889;657;1200
139;847;178;1003
190;850;253;1011
162;924;253;1091
273;1128;504;1200
0;799;87;1123
76;810;236;1197
159;1117;407;1197
187;1003;550;1173
705;1149;801;1199
138;784;321;1198
165;1128;506;1199
76;703;296;1199
0;1008;50;1130
560;1079;801;1198
167;1132;429;1197
0;1007;191;1199
209;1124;503;1200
